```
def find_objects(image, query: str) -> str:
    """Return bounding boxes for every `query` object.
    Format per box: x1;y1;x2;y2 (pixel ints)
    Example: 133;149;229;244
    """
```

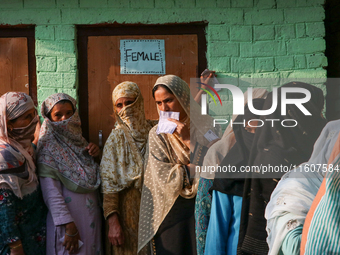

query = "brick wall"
325;0;340;120
0;0;327;118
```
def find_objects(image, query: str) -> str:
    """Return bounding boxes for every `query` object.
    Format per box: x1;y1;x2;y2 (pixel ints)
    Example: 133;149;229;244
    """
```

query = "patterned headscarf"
112;81;152;155
37;93;100;192
100;81;153;193
138;75;221;252
156;75;221;149
0;92;38;198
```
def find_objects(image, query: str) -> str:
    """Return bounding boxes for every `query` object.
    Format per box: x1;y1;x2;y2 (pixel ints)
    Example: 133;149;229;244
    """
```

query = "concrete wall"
0;0;327;117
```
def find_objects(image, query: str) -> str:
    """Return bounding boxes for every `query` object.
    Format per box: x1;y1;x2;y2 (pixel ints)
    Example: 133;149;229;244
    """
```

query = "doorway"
0;27;37;103
77;24;207;145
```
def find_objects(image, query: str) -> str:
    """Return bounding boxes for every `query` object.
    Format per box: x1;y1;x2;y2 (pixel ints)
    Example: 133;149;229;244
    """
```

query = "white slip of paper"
156;111;180;134
204;129;220;142
212;76;221;91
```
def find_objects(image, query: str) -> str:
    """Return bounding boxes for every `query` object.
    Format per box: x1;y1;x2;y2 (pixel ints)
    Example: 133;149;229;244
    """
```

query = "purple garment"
40;177;102;255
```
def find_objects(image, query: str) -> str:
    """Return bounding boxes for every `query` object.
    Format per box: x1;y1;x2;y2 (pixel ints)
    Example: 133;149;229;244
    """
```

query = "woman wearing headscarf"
237;82;327;255
138;75;221;254
265;119;340;255
195;88;268;255
0;92;47;255
37;93;102;255
100;82;154;255
204;99;266;255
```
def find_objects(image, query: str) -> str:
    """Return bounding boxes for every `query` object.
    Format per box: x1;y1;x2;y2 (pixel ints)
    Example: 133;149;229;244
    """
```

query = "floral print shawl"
37;93;100;193
0;92;38;198
100;81;153;194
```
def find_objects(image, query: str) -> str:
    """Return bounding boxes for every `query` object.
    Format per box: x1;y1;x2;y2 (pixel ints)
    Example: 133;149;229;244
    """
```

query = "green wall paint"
0;0;327;116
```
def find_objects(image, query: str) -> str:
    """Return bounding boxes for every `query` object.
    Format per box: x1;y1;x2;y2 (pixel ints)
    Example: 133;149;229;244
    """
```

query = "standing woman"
237;82;327;255
0;92;47;255
37;93;102;255
138;75;220;254
195;88;268;255
100;82;154;255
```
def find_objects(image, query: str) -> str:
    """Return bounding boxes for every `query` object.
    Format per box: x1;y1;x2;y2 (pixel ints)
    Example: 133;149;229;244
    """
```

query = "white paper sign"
120;39;165;74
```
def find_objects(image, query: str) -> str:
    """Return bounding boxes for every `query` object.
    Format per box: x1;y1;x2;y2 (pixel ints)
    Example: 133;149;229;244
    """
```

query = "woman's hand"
32;118;41;146
167;118;190;148
194;72;216;104
200;72;215;88
186;163;197;179
108;213;124;246
8;240;25;255
63;222;81;254
86;143;100;157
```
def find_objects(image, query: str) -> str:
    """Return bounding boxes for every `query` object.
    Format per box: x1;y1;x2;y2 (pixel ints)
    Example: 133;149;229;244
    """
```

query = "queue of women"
0;74;339;255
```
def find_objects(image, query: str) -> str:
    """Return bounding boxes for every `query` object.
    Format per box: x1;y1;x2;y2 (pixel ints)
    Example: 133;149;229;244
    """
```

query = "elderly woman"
0;92;47;255
138;75;220;254
100;82;154;255
37;93;102;255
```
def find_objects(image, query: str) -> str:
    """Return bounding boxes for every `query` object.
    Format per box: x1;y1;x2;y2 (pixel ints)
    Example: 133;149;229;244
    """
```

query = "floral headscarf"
37;93;100;193
100;81;153;194
0;92;38;198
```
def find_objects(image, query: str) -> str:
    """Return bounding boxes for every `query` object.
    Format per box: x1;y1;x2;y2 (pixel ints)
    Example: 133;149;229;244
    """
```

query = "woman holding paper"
138;75;220;254
100;82;155;255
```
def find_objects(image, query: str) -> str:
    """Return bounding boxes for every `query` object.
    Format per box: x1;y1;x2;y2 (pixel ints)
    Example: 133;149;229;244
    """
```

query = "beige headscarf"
200;88;269;179
0;92;38;198
138;75;221;252
100;82;153;194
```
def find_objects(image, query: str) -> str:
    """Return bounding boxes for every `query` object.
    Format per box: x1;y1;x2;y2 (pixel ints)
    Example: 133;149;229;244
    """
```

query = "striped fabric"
300;134;340;254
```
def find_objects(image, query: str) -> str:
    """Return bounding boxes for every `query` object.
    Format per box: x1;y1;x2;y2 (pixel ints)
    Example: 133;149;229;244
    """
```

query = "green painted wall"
0;0;327;117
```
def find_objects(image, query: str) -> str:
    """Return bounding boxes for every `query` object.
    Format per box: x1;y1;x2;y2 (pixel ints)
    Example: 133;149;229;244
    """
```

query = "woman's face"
7;108;36;129
245;120;258;133
50;101;74;122
154;86;187;120
115;97;136;113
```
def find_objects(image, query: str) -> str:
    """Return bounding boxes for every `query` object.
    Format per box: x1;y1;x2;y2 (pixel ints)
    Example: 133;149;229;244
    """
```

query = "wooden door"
0;38;29;95
0;28;37;103
78;25;207;146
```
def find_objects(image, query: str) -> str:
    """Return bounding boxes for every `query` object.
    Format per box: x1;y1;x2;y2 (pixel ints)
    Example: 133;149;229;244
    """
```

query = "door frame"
77;23;207;140
0;26;37;104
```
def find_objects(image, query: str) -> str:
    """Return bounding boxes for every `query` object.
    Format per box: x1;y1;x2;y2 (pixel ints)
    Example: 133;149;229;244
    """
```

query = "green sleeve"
279;224;303;255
